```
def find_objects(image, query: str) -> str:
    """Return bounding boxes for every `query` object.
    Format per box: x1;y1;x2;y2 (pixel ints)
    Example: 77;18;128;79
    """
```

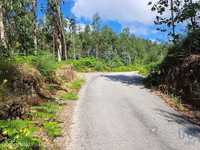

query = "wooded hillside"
148;0;200;109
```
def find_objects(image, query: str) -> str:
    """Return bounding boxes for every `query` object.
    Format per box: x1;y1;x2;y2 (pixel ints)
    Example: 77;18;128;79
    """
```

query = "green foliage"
60;92;79;100
68;57;156;76
43;122;62;138
3;0;36;54
31;53;59;76
0;120;40;150
15;52;60;76
31;102;61;121
30;102;63;138
68;79;85;90
68;57;108;72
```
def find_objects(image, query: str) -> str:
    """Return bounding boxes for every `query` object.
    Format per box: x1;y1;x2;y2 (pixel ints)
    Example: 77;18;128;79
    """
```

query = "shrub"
31;52;59;76
14;52;60;77
43;122;62;138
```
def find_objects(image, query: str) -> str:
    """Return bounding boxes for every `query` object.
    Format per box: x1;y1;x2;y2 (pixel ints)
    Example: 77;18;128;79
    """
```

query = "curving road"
68;72;200;150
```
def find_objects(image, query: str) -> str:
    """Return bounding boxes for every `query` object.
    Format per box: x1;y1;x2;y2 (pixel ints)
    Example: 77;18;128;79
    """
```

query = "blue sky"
37;0;170;42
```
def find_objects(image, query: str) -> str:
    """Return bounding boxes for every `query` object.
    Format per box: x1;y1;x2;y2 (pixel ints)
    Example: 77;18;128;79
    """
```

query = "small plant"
68;79;85;90
31;102;62;122
0;120;40;150
14;52;60;77
171;94;185;111
32;52;60;76
32;103;61;114
43;122;62;138
60;92;79;100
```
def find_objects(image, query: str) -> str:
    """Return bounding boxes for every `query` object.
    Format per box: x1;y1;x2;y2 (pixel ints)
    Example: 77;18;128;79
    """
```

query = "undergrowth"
68;79;85;90
59;92;79;100
0;120;40;150
0;102;63;149
14;52;61;77
67;57;156;76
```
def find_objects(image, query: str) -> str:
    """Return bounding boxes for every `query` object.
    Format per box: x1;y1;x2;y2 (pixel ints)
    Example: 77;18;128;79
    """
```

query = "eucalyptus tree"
1;0;35;55
47;0;67;61
149;0;181;42
32;0;37;50
180;0;200;30
100;26;117;58
91;13;101;58
79;25;92;57
69;18;77;59
0;2;5;46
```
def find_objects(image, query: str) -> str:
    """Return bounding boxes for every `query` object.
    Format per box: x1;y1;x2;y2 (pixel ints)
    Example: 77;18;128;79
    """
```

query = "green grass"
60;92;79;100
31;102;63;123
43;122;62;138
30;102;64;141
68;79;85;90
31;102;61;114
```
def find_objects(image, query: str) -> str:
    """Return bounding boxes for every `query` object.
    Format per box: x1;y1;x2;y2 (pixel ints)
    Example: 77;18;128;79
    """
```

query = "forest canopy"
0;0;167;71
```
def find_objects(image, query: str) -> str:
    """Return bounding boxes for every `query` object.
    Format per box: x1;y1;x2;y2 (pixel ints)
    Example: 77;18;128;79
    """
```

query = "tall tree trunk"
0;3;5;46
189;0;196;30
55;0;67;60
32;0;37;50
48;0;66;61
170;0;176;43
57;38;62;62
53;30;62;61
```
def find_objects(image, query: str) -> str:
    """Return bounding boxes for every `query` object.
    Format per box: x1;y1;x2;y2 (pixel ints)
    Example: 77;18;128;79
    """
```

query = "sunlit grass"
59;92;79;100
68;79;85;90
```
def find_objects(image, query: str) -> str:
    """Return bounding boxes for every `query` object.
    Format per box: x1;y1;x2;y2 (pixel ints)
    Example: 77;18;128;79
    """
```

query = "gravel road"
68;72;200;150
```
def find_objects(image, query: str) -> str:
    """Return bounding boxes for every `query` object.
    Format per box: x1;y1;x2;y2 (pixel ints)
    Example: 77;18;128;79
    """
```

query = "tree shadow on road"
103;74;144;86
155;108;200;138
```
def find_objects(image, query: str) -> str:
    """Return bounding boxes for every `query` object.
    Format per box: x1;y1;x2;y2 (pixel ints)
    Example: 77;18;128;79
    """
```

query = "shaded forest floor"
146;52;200;126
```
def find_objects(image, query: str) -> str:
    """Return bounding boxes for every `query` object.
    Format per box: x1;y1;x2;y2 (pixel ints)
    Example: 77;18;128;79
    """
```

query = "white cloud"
72;0;156;24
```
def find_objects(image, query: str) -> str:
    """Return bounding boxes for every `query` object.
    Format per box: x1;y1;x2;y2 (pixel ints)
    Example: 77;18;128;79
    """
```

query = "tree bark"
49;0;67;61
189;0;196;30
55;0;67;60
32;0;38;50
170;0;175;43
0;3;5;46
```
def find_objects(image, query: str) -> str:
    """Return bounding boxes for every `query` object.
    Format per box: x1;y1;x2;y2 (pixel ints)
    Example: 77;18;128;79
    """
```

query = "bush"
68;57;154;75
15;52;60;76
68;57;107;72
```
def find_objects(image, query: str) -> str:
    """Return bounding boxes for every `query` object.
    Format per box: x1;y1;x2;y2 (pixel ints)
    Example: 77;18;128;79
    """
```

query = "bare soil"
54;101;76;150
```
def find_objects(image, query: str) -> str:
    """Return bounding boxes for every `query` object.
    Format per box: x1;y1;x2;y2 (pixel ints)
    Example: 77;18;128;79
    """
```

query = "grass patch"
60;92;79;100
68;79;85;90
43;122;62;138
31;102;61;115
29;102;63;142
